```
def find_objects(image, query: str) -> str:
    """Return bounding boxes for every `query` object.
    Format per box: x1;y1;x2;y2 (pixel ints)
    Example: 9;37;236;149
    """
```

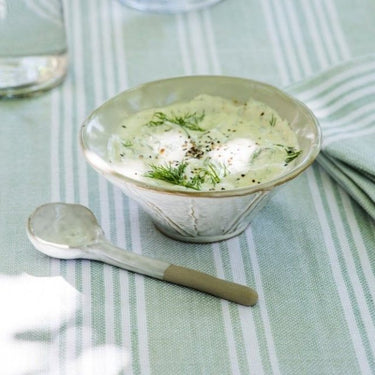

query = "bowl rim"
80;75;322;198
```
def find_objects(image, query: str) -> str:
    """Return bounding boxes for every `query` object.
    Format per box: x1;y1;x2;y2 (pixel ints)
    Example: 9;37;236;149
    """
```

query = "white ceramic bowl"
80;76;321;243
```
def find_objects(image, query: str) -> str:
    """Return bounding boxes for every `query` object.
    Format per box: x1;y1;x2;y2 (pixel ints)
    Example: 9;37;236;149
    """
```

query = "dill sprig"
284;147;302;164
121;140;133;147
146;111;205;132
144;161;223;190
145;163;202;190
205;163;221;185
276;144;302;164
145;162;186;186
269;114;277;127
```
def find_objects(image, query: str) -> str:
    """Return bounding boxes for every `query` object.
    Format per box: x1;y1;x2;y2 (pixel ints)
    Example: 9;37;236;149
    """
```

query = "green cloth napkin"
288;55;375;220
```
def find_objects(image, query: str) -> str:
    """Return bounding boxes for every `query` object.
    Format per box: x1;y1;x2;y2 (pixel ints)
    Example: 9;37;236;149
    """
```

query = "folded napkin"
288;55;375;220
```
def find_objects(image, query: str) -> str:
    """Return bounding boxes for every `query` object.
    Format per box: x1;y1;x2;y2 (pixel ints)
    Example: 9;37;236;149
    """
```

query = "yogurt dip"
108;94;302;191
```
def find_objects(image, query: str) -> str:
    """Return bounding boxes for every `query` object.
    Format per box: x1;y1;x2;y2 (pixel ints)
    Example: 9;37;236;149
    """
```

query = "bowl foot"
153;222;249;243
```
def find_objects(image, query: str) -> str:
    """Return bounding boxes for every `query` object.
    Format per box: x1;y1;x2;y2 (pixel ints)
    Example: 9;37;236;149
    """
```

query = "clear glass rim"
80;75;322;198
118;0;224;13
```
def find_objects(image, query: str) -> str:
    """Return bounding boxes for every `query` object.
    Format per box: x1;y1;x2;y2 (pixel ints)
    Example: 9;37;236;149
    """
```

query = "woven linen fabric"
288;55;375;220
1;0;375;375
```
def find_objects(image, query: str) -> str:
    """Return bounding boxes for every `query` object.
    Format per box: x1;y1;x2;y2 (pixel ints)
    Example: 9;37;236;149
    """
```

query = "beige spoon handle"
163;264;258;306
89;241;258;306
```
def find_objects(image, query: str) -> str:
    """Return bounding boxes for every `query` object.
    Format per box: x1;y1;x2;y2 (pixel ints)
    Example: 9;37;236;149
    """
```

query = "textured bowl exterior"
111;174;275;242
81;76;321;242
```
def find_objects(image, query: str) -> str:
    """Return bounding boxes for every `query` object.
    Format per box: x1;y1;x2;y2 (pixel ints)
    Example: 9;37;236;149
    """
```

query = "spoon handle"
88;241;258;306
163;264;258;306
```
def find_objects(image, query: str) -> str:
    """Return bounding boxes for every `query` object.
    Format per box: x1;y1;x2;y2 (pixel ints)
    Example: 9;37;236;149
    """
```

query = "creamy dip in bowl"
81;76;321;243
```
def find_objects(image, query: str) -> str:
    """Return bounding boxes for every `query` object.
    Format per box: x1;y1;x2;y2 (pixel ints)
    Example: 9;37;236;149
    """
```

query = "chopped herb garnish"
145;163;201;190
275;144;302;164
284;147;302;163
204;163;221;185
269;114;277;127
145;161;223;191
145;162;187;186
250;148;262;163
145;111;205;132
121;140;133;147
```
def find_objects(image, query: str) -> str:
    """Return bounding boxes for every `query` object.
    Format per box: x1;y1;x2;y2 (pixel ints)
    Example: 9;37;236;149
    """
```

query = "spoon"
27;202;258;306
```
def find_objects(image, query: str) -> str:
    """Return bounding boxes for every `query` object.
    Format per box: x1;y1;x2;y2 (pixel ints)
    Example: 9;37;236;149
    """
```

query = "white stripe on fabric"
312;84;375;118
306;169;371;374
111;1;133;372
129;200;151;375
52;8;78;364
227;237;264;375
202;10;221;75
100;0;116;99
322;101;375;132
283;0;313;76
321;171;375;359
245;230;282;375
340;191;375;309
261;0;290;85
300;0;330;69
98;0;118;355
61;59;77;371
326;126;375;148
69;0;89;207
51;90;60;203
324;0;351;60
49;87;62;375
324;112;375;146
64;261;77;369
98;179;116;351
86;0;108;371
312;0;340;64
270;0;302;82
176;14;193;75
114;188;133;373
68;2;93;374
212;243;241;375
186;12;210;74
295;60;375;102
303;72;375;112
111;0;129;93
80;258;93;374
62;80;74;203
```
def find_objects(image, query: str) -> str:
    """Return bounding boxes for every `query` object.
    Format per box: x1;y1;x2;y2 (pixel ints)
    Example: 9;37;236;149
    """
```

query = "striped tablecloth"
1;1;375;374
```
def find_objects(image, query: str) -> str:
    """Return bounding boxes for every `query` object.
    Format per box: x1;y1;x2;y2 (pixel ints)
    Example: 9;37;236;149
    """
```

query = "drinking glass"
119;0;223;13
0;0;68;98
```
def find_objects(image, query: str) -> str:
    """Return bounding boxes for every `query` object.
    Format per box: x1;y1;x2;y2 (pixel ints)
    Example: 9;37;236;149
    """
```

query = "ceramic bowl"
80;76;321;243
